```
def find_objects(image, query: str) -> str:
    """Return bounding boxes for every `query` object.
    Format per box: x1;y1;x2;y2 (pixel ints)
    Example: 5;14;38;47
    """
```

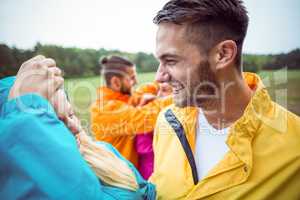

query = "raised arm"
0;56;103;199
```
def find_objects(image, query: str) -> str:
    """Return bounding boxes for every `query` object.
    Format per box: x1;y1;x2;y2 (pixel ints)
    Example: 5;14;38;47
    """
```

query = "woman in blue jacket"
0;56;155;200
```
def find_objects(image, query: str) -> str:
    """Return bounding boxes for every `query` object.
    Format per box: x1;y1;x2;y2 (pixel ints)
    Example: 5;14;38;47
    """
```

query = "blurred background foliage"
1;42;300;79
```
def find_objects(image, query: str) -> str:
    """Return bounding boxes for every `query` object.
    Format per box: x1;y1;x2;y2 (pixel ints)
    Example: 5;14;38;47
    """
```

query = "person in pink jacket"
136;83;172;179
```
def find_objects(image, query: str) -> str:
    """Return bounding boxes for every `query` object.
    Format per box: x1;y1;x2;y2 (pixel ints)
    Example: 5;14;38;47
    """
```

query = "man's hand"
138;94;157;106
157;83;172;97
9;55;63;100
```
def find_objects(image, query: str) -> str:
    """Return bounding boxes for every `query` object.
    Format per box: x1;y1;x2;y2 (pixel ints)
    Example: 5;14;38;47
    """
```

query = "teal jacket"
0;77;155;200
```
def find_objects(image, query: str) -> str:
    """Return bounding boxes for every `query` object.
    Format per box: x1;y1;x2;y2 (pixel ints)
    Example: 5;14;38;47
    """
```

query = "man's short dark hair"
153;0;249;68
100;56;134;85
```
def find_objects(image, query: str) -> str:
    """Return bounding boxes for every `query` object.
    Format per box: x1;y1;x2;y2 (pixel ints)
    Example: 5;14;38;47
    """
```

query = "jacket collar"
97;86;130;103
227;72;270;164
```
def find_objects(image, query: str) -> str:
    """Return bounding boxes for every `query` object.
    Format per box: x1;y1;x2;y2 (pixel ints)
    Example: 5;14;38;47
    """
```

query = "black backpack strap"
165;109;199;185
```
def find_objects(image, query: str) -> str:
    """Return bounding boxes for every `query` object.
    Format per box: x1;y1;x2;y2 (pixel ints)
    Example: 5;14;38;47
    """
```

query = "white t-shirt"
195;109;229;181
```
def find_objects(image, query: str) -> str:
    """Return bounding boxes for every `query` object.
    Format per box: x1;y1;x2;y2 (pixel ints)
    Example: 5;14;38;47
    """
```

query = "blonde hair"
77;132;138;191
52;90;138;191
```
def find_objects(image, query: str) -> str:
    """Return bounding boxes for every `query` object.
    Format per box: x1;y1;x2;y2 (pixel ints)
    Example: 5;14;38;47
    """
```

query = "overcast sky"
1;0;299;54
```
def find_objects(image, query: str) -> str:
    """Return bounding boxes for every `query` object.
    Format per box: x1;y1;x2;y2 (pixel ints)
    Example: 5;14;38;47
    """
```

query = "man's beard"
120;84;132;95
174;60;219;108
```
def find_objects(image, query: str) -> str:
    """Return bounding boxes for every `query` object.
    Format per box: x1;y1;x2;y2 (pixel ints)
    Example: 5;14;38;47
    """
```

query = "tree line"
1;43;299;79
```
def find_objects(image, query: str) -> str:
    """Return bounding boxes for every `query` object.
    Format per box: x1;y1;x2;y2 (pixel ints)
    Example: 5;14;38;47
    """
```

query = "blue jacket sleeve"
0;92;105;199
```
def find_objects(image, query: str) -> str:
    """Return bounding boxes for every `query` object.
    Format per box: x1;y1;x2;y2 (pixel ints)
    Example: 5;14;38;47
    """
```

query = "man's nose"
133;78;137;86
155;64;170;83
131;78;137;86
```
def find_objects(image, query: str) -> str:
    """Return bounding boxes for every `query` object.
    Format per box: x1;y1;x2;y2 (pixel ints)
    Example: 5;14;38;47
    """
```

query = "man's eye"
166;60;177;66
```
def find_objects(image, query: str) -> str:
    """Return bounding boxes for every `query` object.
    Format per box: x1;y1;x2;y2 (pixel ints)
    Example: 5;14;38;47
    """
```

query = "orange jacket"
128;82;160;106
90;83;172;166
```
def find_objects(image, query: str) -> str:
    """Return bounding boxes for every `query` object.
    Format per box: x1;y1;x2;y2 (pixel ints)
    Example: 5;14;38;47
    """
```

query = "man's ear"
212;40;237;71
110;76;121;91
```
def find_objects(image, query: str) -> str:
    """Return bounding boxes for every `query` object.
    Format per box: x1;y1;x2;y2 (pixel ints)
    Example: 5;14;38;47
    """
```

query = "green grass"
66;70;300;125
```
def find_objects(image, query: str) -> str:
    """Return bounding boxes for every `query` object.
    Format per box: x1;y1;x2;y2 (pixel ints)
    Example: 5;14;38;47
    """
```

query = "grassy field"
65;70;300;126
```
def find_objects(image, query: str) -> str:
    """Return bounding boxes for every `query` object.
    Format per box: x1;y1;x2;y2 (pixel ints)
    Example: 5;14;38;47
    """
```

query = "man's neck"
200;73;253;130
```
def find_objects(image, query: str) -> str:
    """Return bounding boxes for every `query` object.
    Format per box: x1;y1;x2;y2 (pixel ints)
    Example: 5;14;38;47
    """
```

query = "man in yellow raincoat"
149;0;300;199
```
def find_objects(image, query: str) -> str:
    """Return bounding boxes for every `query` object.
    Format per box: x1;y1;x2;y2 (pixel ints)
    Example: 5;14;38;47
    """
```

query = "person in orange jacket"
90;55;172;167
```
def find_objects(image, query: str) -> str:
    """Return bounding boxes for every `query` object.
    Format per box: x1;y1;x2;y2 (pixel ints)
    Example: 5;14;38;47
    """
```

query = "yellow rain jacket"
90;83;172;167
149;73;300;199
